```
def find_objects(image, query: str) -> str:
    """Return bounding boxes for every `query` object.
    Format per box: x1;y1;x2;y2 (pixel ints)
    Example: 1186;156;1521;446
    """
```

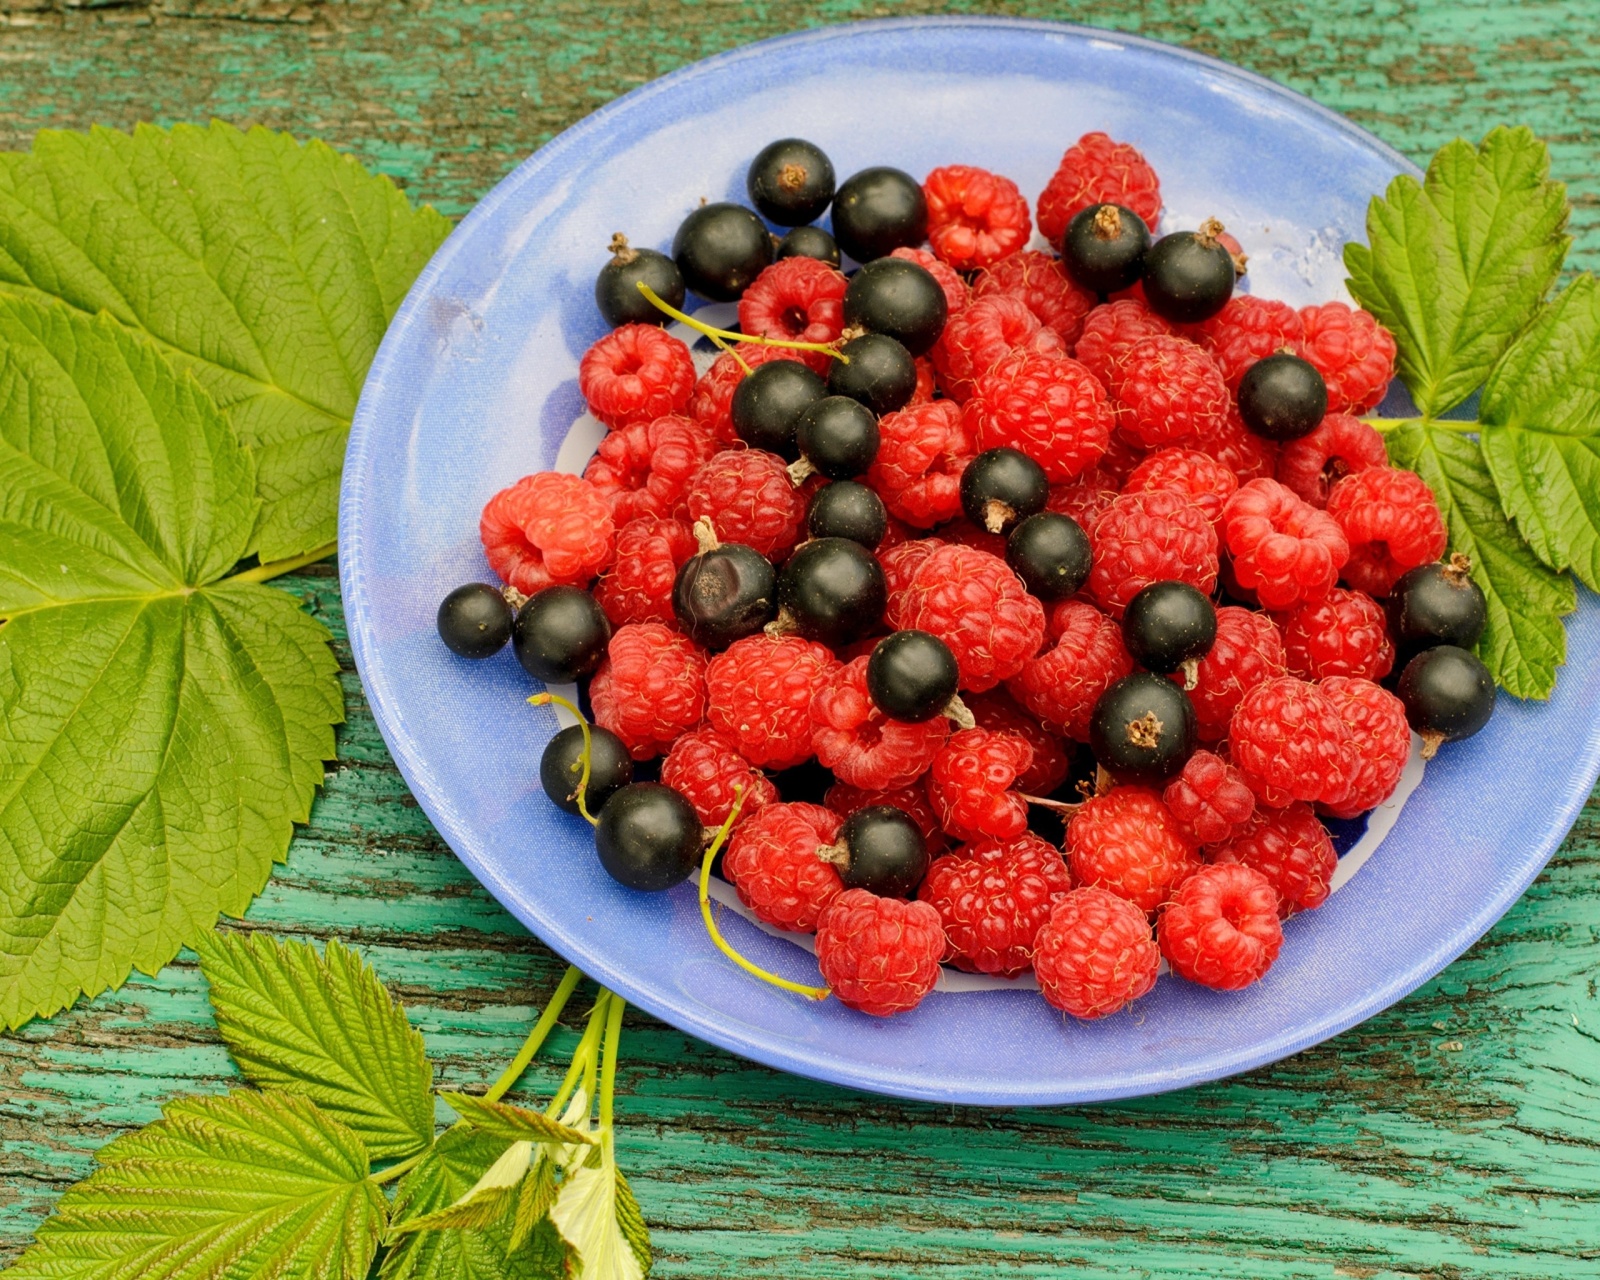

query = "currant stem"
598;991;626;1132
484;965;585;1103
1022;793;1082;814
528;692;598;825
634;282;849;364
225;539;340;585
547;990;612;1119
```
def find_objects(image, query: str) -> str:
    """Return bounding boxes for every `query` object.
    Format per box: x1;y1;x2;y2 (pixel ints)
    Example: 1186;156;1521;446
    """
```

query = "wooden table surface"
3;2;1599;1276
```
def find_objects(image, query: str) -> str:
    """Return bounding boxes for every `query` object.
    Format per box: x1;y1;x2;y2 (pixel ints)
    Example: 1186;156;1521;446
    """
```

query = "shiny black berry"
539;723;633;816
960;447;1048;534
1386;555;1487;665
672;542;776;650
825;806;928;897
747;138;836;227
826;332;917;415
437;583;514;658
1397;645;1495;755
1121;581;1217;675
1060;203;1150;295
777;537;886;648
1142;223;1235;323
672;202;774;301
866;630;958;723
730;359;826;458
842;256;948;357
807;480;888;548
831;166;928;262
594;783;704;892
1089;672;1197;784
1238;352;1328;441
594;235;685;328
1005;513;1091;601
795;395;879;479
777;224;841;268
512;587;610;683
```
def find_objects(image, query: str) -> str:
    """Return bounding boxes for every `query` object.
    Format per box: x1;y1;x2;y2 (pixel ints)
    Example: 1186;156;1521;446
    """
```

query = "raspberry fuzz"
971;249;1096;346
1326;466;1448;597
1279;587;1395;681
661;727;779;829
929;728;1035;843
1187;606;1287;741
578;323;696;429
1298;301;1397;414
1008;600;1133;740
891;543;1047;692
706;634;841;770
1067;786;1201;914
1034;887;1160;1018
583;413;717;526
1210;802;1336;917
1319;675;1412;819
1035;131;1162;245
1158;862;1284;989
1228;675;1354;808
723;802;843;932
1161;750;1256;846
918;834;1073;977
589;622;707;759
1088;489;1219;618
686;449;808;560
737;257;847;374
931;294;1065;403
1221;478;1349;610
922;164;1033;271
810;657;950;791
815;889;946;1016
867;401;976;528
1275;412;1388;509
480;471;616;595
1108;334;1231;451
594;516;696;627
964;349;1113;483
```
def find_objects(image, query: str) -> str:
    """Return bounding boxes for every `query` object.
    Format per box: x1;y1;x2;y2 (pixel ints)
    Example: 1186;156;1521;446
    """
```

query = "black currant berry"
747;138;836;227
822;806;928;898
437;583;515;659
1121;581;1217;675
672;540;777;650
807;480;888;548
795;395;879;479
842;256;949;357
1005;513;1091;601
866;630;959;723
594;235;686;328
1397;645;1496;757
1088;672;1197;784
730;359;826;457
539;723;633;816
594;783;704;892
1237;352;1328;441
960;447;1048;534
1386;555;1488;664
777;537;886;648
831;166;928;262
1142;220;1235;323
777;224;841;268
512;586;610;683
672;202;774;301
826;332;917;415
1060;203;1150;295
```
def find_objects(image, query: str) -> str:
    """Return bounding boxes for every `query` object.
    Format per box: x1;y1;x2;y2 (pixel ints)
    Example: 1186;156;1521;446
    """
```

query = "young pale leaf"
549;1137;647;1280
443;1091;596;1148
0;122;451;560
195;931;434;1160
7;1089;385;1280
1345;127;1568;416
393;1138;534;1235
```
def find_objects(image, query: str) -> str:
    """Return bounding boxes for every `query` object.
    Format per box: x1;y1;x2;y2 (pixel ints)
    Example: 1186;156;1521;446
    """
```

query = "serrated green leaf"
443;1091;595;1148
195;931;433;1160
0;121;451;559
1387;422;1574;698
549;1136;647;1280
1345;126;1568;416
613;1171;653;1277
394;1138;533;1235
510;1158;560;1253
7;1089;385;1280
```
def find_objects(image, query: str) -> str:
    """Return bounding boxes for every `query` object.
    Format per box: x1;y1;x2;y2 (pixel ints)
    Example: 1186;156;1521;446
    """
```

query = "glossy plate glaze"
341;16;1600;1104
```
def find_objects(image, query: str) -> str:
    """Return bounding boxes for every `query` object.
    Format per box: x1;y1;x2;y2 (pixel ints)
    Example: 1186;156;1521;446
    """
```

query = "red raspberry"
1008;601;1132;741
1195;295;1305;391
706;634;839;771
890;246;969;317
1072;298;1174;387
971;250;1096;347
810;657;949;791
723;802;843;932
1279;587;1394;681
1124;447;1239;530
881;537;944;623
928;728;1034;843
1201;404;1279;483
1045;474;1118;553
1188;606;1286;741
1161;750;1256;846
737;257;847;375
867;401;976;528
909;356;938;406
660;727;778;829
1228;675;1355;808
1096;428;1149;486
1033;887;1159;1018
1326;466;1448;597
1067;786;1200;913
688;343;792;445
685;449;806;560
930;294;1065;403
934;517;1008;559
1035;131;1163;245
1319;676;1411;820
1211;802;1335;918
1088;489;1219;618
594;516;696;628
893;544;1047;692
1221;478;1349;610
589;623;707;760
825;781;950;857
921;165;1032;271
1276;412;1388;509
918;834;1072;977
1158;862;1283;989
582;413;717;525
964;350;1113;483
479;472;616;594
815;889;945;1017
578;324;695;430
965;689;1072;795
1107;335;1231;450
1298;302;1397;413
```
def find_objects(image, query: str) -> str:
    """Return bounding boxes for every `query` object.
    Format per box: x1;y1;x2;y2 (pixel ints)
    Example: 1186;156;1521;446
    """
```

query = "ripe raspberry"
918;834;1072;977
928;728;1034;843
930;294;1065;403
582;413;717;525
893;544;1047;692
867;401;976;528
723;802;843;932
688;343;794;445
1096;428;1149;486
965;689;1073;795
686;449;807;560
1276;412;1388;509
660;727;778;829
1221;478;1349;610
1107;335;1231;451
578;324;695;430
1045;475;1118;553
1298;302;1397;414
480;472;616;594
1279;587;1394;681
1211;802;1335;918
1326;466;1448;597
589;622;707;759
825;780;950;857
880;537;944;624
1067;785;1200;913
1201;404;1278;483
909;356;937;406
1008;601;1132;741
1319;675;1411;820
1161;750;1256;846
1188;606;1286;741
811;657;949;791
1035;131;1162;245
934;517;1008;560
815;889;945;1016
971;250;1096;347
706;633;839;770
1124;448;1239;530
964;349;1113;483
921;164;1032;272
890;246;969;317
1033;887;1159;1018
1088;489;1219;618
737;257;847;375
594;516;696;627
1071;298;1175;389
1158;862;1283;989
1228;675;1355;808
1195;295;1305;391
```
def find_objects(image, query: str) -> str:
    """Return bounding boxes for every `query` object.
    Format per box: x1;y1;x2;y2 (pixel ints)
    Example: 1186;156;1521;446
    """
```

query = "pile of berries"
437;132;1498;1022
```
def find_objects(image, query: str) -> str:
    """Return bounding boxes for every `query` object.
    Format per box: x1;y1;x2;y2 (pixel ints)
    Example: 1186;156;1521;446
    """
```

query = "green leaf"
1345;126;1568;416
1387;422;1574;698
392;1138;534;1235
0;121;451;560
613;1171;654;1277
195;931;434;1160
7;1088;385;1280
442;1091;595;1148
548;1137;647;1280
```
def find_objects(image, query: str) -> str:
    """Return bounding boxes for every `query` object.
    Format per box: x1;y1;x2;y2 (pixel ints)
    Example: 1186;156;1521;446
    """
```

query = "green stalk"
485;966;585;1102
225;539;339;584
546;990;611;1119
598;993;626;1132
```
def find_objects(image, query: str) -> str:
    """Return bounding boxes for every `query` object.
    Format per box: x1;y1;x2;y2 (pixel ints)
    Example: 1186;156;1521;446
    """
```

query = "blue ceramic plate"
341;16;1600;1104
